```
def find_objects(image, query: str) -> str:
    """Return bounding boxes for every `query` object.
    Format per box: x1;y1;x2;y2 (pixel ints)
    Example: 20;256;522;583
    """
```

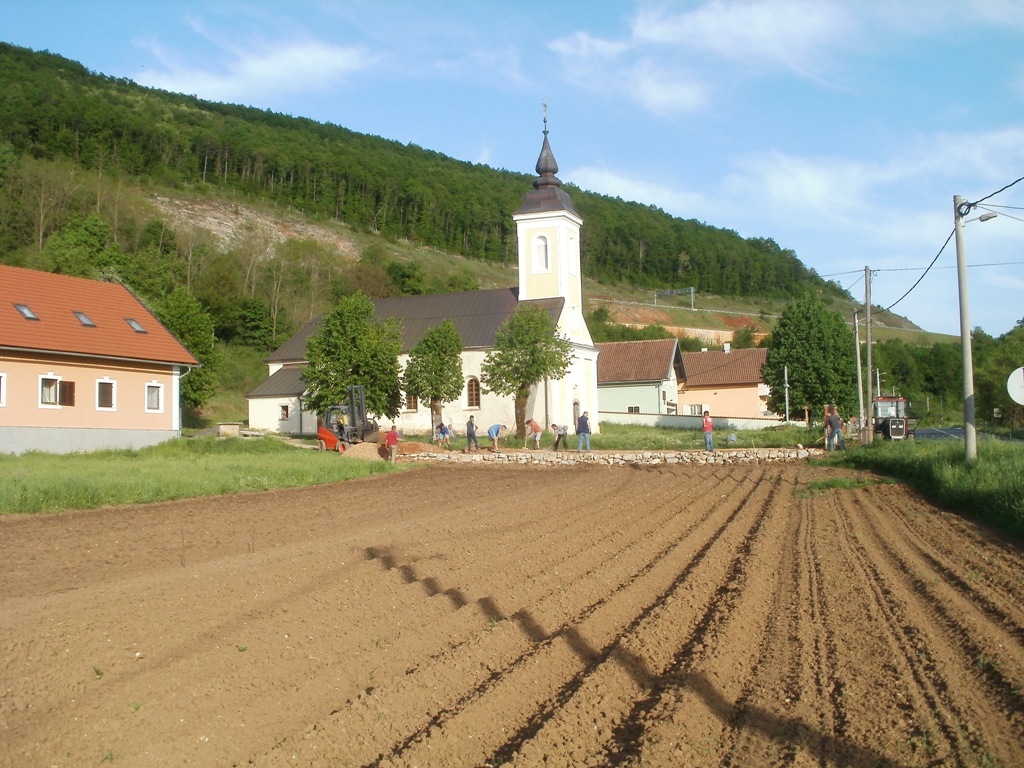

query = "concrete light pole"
862;266;873;445
953;194;997;464
853;309;865;432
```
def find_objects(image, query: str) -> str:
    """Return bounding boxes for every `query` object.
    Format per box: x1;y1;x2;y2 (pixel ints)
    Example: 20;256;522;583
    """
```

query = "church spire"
516;106;578;216
534;103;560;187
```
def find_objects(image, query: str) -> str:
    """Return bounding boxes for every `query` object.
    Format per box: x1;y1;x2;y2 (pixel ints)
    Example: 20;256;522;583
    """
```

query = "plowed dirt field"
2;462;1022;767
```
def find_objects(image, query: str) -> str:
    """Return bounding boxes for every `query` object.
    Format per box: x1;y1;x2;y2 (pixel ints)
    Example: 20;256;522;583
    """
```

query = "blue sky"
6;1;1024;337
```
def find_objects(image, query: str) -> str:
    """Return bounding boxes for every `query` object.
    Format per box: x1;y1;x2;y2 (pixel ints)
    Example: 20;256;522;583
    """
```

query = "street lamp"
953;195;997;463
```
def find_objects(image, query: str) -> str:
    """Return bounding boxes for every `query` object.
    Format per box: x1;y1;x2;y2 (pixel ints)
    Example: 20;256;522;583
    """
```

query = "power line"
882;229;954;312
883;176;1023;311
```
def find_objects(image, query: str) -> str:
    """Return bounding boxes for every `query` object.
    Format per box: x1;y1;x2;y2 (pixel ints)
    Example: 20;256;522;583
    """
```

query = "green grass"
587;422;824;451
0;436;401;515
819;438;1024;538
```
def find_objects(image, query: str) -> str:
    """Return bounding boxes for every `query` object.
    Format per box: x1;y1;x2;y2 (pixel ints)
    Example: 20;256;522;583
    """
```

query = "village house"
0;265;198;454
677;345;772;419
596;339;683;416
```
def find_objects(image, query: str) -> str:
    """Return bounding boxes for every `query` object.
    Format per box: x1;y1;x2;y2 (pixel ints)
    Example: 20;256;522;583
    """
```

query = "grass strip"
0;436;401;515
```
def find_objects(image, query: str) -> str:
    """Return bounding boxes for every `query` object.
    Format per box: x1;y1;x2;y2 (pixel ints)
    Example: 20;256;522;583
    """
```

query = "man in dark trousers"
576;411;591;452
466;415;479;453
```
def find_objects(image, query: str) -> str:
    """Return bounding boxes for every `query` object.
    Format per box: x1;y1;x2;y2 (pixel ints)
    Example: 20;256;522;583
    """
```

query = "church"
247;126;600;438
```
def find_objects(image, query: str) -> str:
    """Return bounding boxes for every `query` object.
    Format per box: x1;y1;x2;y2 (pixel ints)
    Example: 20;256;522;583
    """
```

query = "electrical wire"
882;229;954;312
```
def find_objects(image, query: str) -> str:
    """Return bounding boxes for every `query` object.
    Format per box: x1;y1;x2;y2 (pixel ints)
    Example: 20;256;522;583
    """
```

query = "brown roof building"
1;265;197;454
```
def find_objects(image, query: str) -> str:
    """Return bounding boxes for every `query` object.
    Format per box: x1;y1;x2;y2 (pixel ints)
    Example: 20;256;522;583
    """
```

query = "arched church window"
533;236;549;272
467;377;481;408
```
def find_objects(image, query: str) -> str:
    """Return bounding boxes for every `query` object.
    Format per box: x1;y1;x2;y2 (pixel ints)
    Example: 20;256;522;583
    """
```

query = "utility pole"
854;310;865;433
954;194;978;462
863;266;873;444
784;365;790;423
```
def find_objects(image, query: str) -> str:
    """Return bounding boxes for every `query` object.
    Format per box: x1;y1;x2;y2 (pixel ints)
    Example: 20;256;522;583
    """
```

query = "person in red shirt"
702;410;714;451
385;425;399;462
525;418;543;449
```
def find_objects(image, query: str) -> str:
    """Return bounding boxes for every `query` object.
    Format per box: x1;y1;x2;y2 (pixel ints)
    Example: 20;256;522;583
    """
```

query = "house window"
96;379;116;410
466;378;481;408
14;303;39;320
145;382;164;413
404;394;418;412
125;317;147;333
627;406;640;414
40;374;75;407
280;404;290;420
687;404;703;416
0;372;6;407
73;311;96;327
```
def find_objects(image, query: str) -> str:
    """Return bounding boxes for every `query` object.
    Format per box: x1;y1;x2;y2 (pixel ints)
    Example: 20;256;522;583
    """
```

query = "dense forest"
0;42;843;298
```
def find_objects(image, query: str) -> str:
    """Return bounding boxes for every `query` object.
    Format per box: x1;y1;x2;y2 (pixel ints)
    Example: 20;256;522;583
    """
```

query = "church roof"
265;288;565;365
597;339;682;384
514;128;579;217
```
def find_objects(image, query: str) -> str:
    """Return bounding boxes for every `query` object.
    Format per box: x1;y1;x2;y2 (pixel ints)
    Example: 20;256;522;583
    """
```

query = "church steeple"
516;114;578;217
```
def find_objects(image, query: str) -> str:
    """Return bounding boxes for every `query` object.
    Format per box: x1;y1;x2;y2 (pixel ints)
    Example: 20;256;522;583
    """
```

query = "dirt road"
2;462;1022;767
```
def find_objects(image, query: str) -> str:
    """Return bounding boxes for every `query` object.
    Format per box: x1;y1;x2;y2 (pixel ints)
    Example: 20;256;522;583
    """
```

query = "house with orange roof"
596;339;683;415
677;346;772;418
0;265;198;454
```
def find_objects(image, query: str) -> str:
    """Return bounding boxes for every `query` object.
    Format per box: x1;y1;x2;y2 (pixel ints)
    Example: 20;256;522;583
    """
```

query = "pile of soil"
2;463;1022;767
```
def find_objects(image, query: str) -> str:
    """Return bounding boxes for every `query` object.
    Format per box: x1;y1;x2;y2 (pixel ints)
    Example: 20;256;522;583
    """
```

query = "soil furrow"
3;464;1022;767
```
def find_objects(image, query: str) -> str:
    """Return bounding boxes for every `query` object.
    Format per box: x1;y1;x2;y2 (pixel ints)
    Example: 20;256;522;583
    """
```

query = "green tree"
730;324;758;349
155;287;218;409
762;294;857;423
303;292;403;419
42;213;122;278
402;319;464;429
480;306;573;437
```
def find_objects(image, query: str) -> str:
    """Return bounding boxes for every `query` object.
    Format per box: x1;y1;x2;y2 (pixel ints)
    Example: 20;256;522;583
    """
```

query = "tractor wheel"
337;442;346;453
317;438;327;451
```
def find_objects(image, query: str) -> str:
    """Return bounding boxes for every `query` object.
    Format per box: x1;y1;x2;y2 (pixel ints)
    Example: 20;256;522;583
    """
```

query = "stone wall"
401;447;819;466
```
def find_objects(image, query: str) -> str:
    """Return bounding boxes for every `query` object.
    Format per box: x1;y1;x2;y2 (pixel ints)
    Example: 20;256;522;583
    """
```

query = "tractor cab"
316;385;380;452
872;396;911;440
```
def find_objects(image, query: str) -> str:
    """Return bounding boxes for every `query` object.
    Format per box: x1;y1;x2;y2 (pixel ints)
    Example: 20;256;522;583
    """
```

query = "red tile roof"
0;266;198;365
680;347;766;387
597;339;682;384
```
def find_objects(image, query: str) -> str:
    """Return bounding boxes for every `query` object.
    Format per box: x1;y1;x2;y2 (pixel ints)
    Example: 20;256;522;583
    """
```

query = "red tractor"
317;385;380;452
872;395;913;440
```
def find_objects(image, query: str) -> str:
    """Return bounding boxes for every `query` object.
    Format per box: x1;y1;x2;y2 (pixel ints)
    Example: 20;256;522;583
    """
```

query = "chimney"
724;342;731;354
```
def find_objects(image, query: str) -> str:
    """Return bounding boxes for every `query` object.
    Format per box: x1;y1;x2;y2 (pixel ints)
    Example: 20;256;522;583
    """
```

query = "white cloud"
628;59;709;114
631;0;853;77
569;165;708;216
549;30;628;60
136;38;373;103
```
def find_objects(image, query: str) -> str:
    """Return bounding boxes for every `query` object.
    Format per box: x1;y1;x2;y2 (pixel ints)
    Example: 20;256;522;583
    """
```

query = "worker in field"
466;415;479;452
525;418;543;449
487;423;507;451
385;425;400;462
550;423;568;451
826;405;846;451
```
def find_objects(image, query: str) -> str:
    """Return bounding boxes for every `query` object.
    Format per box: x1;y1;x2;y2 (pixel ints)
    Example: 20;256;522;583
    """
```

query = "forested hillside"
0;42;844;300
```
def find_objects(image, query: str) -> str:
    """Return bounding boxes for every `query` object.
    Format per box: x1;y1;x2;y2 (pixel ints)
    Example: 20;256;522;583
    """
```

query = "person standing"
702;410;714;451
525;418;542;449
551;423;568;451
576;411;591;452
385;425;399;462
466;415;479;452
826;405;846;451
